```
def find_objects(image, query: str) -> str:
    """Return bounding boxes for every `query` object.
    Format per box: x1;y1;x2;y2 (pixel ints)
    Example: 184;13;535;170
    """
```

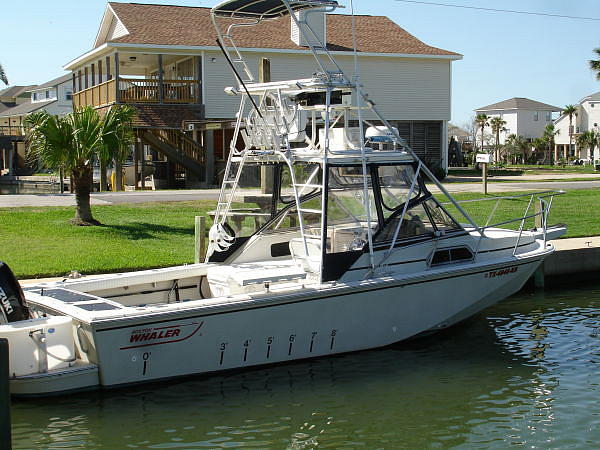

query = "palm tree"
25;105;135;225
542;124;560;165
562;104;578;160
576;130;599;163
590;47;600;81
505;134;529;164
475;113;489;155
0;62;7;85
489;116;507;163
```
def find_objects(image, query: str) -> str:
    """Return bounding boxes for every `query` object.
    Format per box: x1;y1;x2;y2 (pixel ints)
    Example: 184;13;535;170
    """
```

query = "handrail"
72;78;200;107
441;190;566;256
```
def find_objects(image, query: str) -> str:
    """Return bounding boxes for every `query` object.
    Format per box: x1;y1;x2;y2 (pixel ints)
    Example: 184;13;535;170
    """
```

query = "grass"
0;201;215;279
1;189;599;279
438;189;598;238
449;165;599;177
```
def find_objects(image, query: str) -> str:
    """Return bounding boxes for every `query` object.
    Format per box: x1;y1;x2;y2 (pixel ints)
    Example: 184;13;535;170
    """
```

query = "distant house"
0;74;72;175
554;91;600;160
475;97;561;148
64;1;462;187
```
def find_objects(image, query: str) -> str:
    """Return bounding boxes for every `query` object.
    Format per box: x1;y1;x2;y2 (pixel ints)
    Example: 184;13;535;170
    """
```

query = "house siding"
107;16;128;42
203;50;451;122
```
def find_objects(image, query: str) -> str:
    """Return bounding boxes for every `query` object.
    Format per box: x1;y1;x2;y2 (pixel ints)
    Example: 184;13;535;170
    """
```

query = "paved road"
0;180;598;207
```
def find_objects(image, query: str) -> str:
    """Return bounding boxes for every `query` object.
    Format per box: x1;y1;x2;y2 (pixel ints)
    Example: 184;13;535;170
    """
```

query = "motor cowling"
0;261;30;324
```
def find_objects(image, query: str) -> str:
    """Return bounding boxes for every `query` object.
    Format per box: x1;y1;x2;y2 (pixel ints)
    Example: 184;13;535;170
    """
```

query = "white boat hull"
90;256;541;387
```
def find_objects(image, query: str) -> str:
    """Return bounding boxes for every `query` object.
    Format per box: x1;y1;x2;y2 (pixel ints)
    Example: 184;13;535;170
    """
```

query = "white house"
554;91;600;161
475;97;561;147
63;2;462;187
0;74;73;175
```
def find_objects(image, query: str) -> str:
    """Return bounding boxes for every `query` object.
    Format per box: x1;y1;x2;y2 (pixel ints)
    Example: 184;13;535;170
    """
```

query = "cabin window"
65;90;73;101
32;93;38;101
45;90;51;99
545;111;552;121
533;111;539;121
430;246;474;267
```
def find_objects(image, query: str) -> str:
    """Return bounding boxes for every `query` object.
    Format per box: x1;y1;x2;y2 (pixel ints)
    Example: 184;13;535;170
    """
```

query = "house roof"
476;97;562;112
101;2;459;57
587;91;600;101
0;99;56;118
28;74;72;91
0;85;36;99
0;102;16;114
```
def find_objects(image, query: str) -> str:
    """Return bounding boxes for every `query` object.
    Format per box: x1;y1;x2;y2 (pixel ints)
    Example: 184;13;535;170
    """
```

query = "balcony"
73;77;200;109
0;126;24;137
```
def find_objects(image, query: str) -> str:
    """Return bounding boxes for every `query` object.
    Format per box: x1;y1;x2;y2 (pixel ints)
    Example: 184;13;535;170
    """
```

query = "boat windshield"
326;166;377;253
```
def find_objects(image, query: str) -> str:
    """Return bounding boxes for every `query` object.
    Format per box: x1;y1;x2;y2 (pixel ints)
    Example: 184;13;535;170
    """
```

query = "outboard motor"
0;261;30;324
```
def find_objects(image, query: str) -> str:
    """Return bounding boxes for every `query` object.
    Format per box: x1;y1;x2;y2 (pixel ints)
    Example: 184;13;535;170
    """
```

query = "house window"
45;90;51;99
546;111;551;121
32;92;38;101
533;111;539;121
66;91;73;101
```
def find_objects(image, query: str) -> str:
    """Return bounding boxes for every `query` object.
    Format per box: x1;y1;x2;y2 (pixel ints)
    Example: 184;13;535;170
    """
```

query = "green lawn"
1;189;599;279
0;201;215;278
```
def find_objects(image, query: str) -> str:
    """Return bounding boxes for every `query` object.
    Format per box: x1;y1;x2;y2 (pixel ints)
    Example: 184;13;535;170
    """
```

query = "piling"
0;338;11;450
195;216;206;264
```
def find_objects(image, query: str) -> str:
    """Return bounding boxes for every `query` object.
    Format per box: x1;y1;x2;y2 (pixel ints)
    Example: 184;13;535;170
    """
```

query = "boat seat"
206;260;307;297
289;238;322;273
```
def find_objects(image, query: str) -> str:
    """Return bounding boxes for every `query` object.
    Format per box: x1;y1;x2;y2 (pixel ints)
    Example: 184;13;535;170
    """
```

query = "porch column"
84;67;88;89
99;160;107;192
106;56;112;80
98;60;103;84
157;54;164;104
114;53;120;103
78;71;82;91
554;144;558;164
196;55;203;104
91;63;96;87
204;130;215;187
7;143;14;176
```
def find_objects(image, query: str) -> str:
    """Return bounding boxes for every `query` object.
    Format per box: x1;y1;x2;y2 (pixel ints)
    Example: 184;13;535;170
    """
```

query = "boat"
0;0;565;396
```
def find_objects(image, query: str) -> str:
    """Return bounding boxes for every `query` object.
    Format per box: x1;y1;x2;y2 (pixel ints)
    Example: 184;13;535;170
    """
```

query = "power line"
394;0;600;21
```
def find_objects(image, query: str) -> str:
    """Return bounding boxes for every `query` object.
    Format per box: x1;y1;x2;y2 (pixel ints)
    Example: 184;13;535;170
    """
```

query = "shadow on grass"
101;222;194;240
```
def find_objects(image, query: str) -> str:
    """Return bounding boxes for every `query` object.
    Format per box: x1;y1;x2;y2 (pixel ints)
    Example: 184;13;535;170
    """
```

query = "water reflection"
11;285;599;449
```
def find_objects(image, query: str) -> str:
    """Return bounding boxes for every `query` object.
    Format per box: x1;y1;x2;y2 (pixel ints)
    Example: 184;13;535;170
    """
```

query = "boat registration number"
485;266;518;278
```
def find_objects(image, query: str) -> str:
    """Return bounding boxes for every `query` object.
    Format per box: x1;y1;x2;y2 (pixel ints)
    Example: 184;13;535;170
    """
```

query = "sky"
1;0;599;128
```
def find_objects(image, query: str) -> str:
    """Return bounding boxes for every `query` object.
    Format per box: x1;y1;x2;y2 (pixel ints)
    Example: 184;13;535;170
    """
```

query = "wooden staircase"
140;129;205;180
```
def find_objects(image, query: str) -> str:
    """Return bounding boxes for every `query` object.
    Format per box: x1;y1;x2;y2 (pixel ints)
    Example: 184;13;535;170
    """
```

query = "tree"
505;134;529;164
542;124;559;165
0;62;7;85
576;130;599;162
562;104;578;159
489;116;507;163
590;47;600;81
25;105;135;225
475;113;489;154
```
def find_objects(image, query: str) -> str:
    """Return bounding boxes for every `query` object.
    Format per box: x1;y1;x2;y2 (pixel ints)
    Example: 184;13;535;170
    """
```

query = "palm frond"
99;105;136;163
0;62;7;85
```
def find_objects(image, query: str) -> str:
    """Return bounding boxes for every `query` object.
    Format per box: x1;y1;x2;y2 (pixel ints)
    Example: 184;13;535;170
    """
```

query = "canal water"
10;283;599;448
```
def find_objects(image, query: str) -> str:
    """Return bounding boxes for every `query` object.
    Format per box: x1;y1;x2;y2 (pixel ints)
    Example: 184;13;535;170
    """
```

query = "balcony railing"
0;126;24;137
73;79;116;109
73;78;200;108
